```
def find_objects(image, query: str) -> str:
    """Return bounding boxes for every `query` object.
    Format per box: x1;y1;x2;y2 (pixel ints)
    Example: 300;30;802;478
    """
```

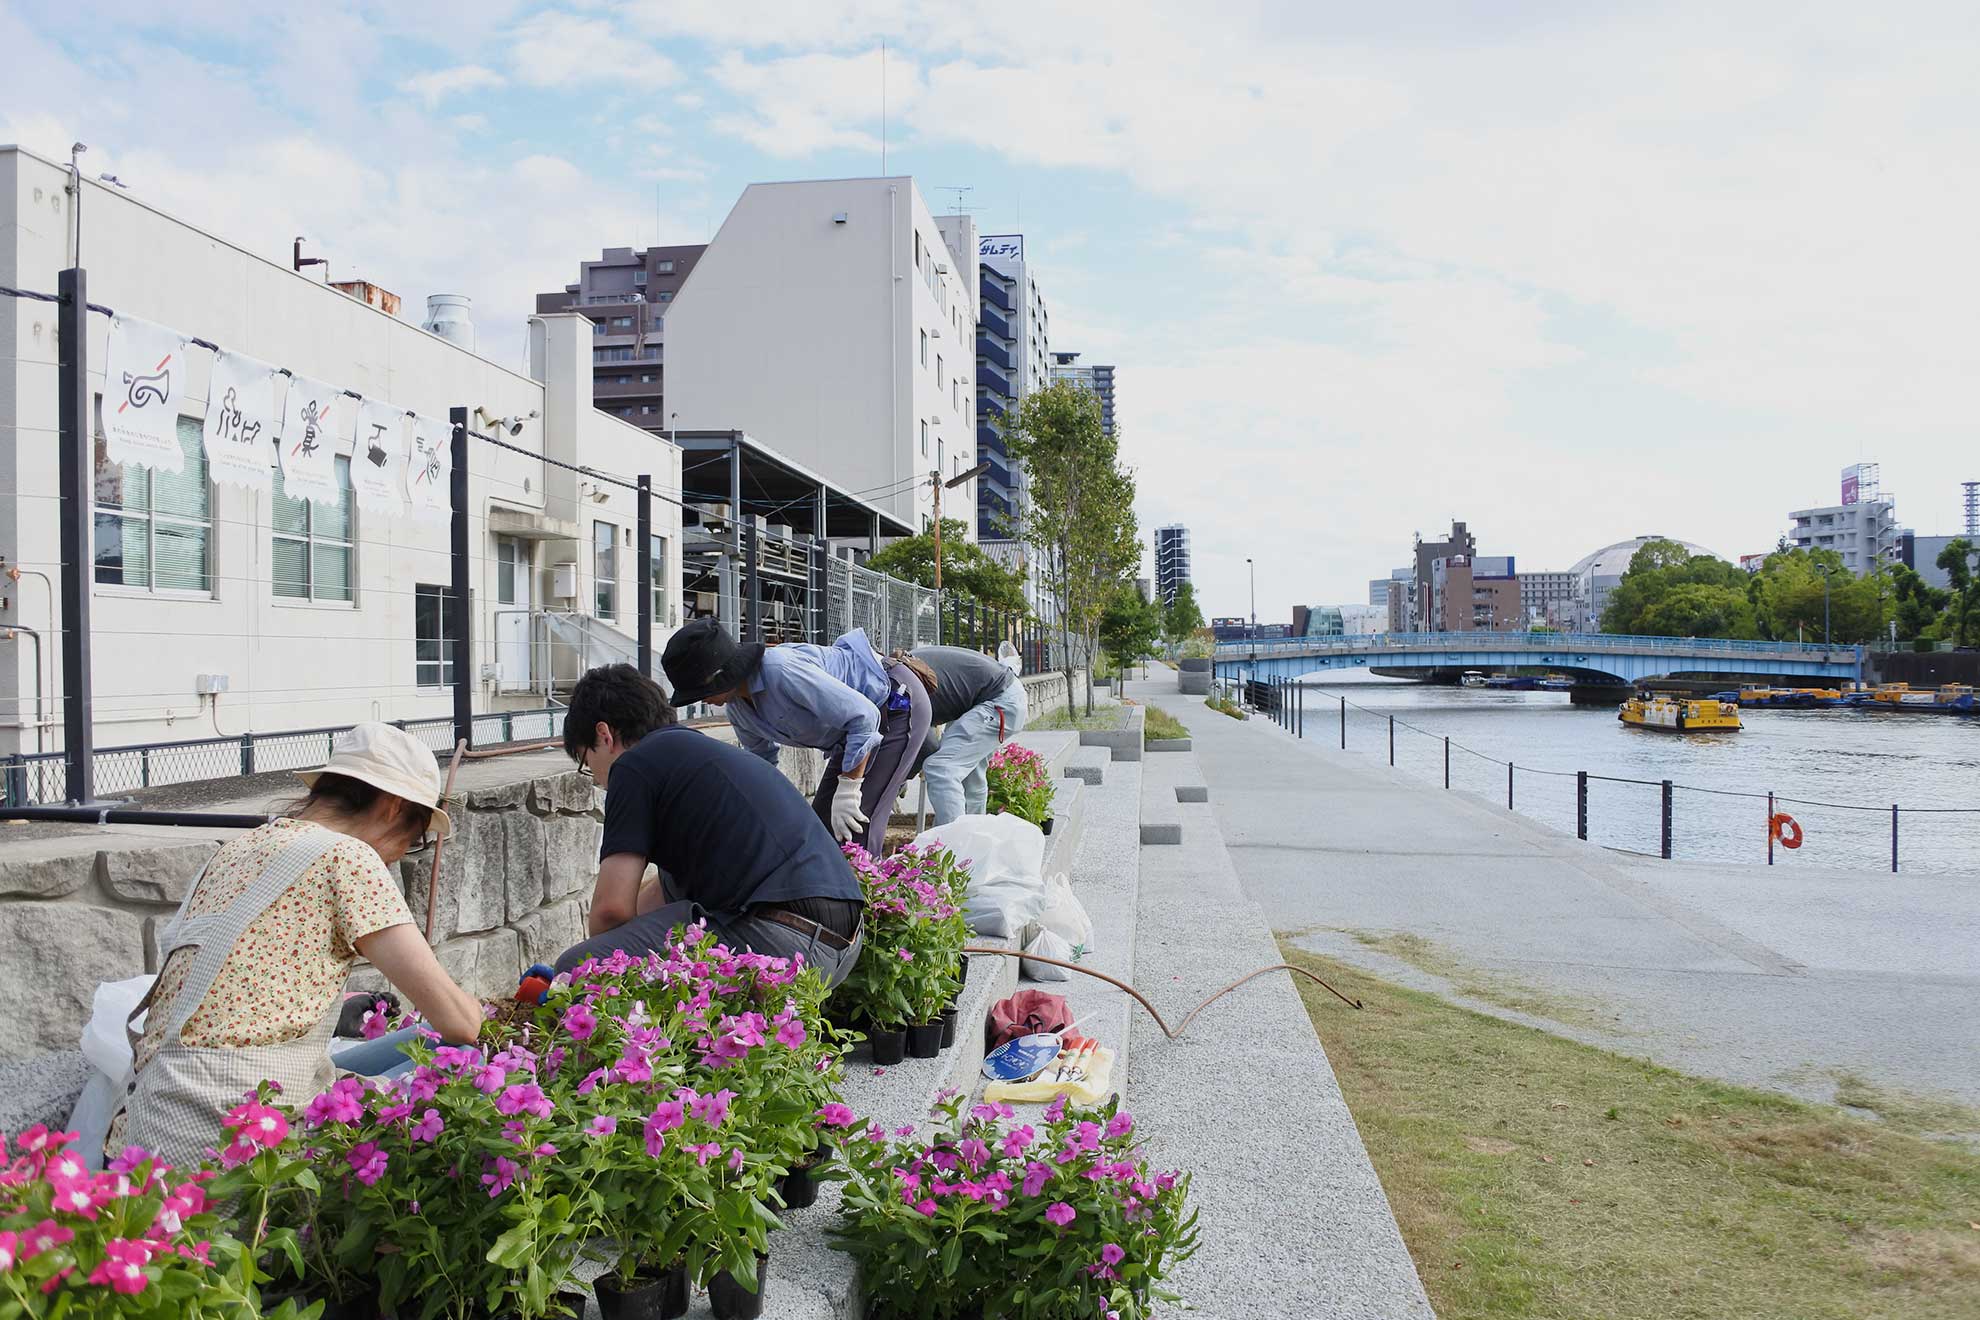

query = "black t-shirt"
914;645;1018;725
597;725;861;915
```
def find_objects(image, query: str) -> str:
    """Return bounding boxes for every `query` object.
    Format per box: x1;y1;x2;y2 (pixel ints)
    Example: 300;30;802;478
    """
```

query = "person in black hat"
553;664;865;985
663;618;932;856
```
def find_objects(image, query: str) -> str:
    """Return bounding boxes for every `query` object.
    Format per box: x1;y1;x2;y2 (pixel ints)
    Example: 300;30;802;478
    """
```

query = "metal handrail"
1216;630;1858;661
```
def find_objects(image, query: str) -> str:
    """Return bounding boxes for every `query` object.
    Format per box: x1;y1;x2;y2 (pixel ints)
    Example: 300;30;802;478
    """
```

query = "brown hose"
963;944;1362;1040
424;739;468;942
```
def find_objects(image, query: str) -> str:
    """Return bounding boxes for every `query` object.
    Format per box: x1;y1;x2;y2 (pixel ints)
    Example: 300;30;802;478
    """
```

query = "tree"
1162;581;1205;648
1889;564;1948;643
1005;382;1141;717
1748;547;1890;645
1099;583;1163;672
866;518;1029;615
1938;538;1979;647
1601;540;1760;638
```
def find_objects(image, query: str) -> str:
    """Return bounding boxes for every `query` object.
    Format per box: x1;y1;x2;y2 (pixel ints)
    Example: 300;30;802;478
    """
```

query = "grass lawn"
1281;944;1980;1320
1143;706;1189;741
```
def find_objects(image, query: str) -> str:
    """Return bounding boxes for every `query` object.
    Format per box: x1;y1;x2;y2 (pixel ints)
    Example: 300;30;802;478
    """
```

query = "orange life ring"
1769;813;1803;849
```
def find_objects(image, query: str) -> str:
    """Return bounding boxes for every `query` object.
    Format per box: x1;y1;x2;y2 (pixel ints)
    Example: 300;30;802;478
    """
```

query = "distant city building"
1789;500;1900;576
1519;570;1576;628
1339;603;1387;635
1429;555;1522;631
536;243;706;436
1050;351;1117;438
1738;554;1768;574
1211;616;1250;642
1899;532;1960;592
1570;535;1719;631
968;230;1051;543
1368;567;1410;609
1154;523;1192;605
1411;522;1476;630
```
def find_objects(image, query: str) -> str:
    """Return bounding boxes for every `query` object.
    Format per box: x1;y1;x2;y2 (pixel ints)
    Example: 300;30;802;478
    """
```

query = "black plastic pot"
1041;817;1055;836
316;1288;381;1320
868;1026;907;1065
595;1266;689;1320
906;1021;943;1058
938;1005;959;1049
709;1255;769;1320
780;1157;822;1209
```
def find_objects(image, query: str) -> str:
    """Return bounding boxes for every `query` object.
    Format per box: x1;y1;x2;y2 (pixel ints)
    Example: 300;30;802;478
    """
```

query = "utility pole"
931;460;992;591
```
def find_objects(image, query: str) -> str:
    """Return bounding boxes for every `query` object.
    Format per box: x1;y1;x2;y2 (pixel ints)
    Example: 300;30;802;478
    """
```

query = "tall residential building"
664;178;979;536
1050;352;1117;438
1429;556;1522;631
1788;500;1900;575
1368;567;1410;609
1519;570;1576;628
968;232;1051;541
1411;522;1476;630
535;244;704;435
1154;523;1192;605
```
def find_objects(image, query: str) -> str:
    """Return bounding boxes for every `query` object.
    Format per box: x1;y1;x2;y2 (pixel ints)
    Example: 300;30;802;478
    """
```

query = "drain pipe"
3;626;45;754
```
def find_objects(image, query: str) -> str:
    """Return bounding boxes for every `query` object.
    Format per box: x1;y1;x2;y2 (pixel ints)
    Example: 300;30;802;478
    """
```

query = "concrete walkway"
1148;684;1980;1111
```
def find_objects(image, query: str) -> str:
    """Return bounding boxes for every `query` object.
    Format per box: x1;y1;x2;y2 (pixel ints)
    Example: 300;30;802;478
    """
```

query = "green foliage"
1937;538;1980;647
985;742;1055;826
867;519;1029;615
1161;582;1205;645
1177;627;1215;660
829;843;972;1030
1098;584;1163;672
1602;539;1903;644
1746;547;1890;644
1206;692;1247;721
1890;564;1949;643
1599;540;1759;638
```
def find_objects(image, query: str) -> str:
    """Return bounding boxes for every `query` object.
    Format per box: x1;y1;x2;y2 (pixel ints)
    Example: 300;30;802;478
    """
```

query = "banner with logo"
406;413;452;522
99;315;190;471
277;375;347;506
351;399;409;517
201;349;280;493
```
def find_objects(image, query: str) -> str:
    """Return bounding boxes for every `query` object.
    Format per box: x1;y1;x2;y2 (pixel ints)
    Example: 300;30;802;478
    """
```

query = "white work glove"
829;776;870;842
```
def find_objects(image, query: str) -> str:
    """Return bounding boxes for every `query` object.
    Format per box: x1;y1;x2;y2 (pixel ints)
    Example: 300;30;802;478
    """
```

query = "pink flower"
1105;1111;1134;1139
1043;1094;1069;1123
86;1239;151;1294
533;1143;559;1158
897;948;914;962
347;1143;389;1187
481;1157;518;1198
690;1088;737;1127
727;1147;745;1172
577;1068;609;1095
409;1109;444;1144
644;1105;682;1157
20;1220;73;1258
957;1138;990;1171
684;1142;722;1167
304;1079;366;1127
472;1064;508;1094
775;1019;807;1049
16;1125;62;1156
561;1003;598;1040
49;1180;99;1219
914;1198;938;1216
1101;1243;1126;1266
496;1083;553;1119
814;1103;858;1129
224;1102;290;1149
43;1147;90;1187
1001;1125;1036;1159
360;1000;392;1040
586;1116;619;1138
0;1231;16;1271
1045;1202;1076;1227
1022;1162;1052;1198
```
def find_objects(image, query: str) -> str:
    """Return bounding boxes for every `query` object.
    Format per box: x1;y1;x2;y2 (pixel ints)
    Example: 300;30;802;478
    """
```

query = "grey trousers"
554;899;863;989
812;661;933;855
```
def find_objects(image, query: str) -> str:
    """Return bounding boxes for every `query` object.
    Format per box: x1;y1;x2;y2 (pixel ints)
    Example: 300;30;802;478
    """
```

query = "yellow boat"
1619;695;1743;732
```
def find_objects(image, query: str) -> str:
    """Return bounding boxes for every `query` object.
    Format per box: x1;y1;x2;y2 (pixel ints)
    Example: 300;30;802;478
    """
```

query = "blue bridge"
1216;631;1863;694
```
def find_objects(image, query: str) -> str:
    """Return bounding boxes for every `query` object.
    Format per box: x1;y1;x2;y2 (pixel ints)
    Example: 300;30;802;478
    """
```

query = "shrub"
986;743;1054;826
831;844;972;1031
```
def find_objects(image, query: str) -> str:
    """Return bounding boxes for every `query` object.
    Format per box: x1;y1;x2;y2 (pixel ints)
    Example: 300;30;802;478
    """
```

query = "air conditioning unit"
553;562;578;600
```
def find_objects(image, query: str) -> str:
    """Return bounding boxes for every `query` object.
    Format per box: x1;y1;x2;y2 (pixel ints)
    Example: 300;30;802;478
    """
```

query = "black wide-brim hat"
663;618;766;706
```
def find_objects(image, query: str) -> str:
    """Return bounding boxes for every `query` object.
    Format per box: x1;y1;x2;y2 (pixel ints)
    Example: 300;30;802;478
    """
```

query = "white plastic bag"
70;975;155;1170
1021;872;1093;980
909;813;1045;937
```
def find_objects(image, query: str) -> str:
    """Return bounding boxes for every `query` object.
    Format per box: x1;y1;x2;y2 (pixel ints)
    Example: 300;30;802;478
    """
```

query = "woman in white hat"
118;722;484;1168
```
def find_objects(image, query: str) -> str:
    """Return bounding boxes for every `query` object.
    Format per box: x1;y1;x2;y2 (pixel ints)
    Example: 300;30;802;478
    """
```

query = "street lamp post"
1247;557;1256;637
1816;563;1832;646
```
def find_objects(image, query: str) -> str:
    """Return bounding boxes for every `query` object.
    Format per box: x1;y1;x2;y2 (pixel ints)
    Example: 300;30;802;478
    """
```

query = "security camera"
502;417;525;436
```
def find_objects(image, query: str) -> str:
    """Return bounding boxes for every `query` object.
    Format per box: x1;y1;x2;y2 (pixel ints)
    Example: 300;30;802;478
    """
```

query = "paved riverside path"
1144;683;1980;1112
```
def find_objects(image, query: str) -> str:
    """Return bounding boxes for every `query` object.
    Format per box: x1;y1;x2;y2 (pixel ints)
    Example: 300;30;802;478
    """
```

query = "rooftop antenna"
941;186;976;215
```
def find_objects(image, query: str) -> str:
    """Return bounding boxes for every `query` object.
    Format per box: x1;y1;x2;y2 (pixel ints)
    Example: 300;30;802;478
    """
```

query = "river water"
1263;671;1980;876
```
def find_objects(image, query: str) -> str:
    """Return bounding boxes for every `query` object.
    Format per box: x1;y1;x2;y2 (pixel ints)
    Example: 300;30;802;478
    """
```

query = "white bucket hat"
296;721;453;840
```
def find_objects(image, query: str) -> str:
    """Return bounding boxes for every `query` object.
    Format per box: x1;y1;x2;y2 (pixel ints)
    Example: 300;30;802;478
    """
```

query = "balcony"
978;424;1009;459
977;367;1013;399
979;396;1007;423
979;278;1013;313
978;339;1013;372
980;305;1013;342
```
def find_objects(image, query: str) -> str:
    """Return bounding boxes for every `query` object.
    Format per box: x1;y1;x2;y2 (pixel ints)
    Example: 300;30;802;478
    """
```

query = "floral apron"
122;828;345;1169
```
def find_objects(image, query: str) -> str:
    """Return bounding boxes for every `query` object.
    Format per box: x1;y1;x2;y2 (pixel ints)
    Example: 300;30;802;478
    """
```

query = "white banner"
277;375;347;507
351;399;409;518
406;414;452;522
99;315;189;472
201;349;280;493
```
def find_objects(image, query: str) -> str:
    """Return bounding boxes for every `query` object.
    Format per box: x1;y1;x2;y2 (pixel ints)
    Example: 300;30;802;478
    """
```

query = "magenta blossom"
1045;1202;1076;1227
683;1142;722;1167
815;1103;858;1129
561;1003;598;1040
481;1157;518;1198
348;1143;389;1187
689;1088;737;1127
496;1083;553;1119
1105;1111;1135;1139
586;1115;619;1138
409;1110;444;1144
1022;1162;1052;1198
86;1239;151;1294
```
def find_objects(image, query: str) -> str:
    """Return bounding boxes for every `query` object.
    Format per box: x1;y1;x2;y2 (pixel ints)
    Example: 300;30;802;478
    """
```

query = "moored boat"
1619;694;1743;732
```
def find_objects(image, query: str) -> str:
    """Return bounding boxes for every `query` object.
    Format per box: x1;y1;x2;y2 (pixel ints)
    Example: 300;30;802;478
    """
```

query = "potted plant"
986;743;1054;831
828;1093;1198;1320
832;844;971;1061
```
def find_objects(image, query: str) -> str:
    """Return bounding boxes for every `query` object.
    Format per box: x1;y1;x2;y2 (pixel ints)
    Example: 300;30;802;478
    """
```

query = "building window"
937;354;944;388
594;520;619;621
914;233;922;270
641;373;657;382
920;329;928;367
650;534;670;628
953;378;960;409
656;260;674;274
93;414;212;593
415;584;455;687
496;538;526;605
921;420;929;457
593;322;606;335
633;270;647;286
656;291;672;303
613;316;634;328
273;455;354;602
641;405;656;415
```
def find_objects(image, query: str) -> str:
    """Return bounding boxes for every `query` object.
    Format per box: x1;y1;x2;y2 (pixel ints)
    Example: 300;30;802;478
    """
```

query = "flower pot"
316;1288;382;1320
1041;816;1055;836
709;1255;769;1320
938;1006;959;1049
906;1020;943;1058
780;1149;828;1209
868;1026;907;1065
596;1265;689;1320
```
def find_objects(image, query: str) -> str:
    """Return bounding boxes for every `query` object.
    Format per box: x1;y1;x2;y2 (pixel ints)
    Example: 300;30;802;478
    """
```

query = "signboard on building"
1739;553;1768;574
1473;554;1516;579
1841;465;1860;506
979;234;1024;274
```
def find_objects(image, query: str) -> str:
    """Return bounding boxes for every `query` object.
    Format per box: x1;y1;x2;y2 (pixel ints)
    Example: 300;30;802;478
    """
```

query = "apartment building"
535;244;705;435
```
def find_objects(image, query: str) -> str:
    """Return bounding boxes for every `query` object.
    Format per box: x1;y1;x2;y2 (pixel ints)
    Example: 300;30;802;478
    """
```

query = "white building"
665;178;979;539
1789;500;1900;575
1;144;682;777
1519;570;1577;628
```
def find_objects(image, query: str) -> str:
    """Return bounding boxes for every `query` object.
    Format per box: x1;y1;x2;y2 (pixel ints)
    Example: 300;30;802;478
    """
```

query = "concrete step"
1062;745;1109;786
1077;704;1146;762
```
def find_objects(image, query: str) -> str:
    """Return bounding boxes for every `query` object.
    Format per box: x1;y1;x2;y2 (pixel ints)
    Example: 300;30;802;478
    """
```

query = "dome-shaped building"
1572;535;1722;632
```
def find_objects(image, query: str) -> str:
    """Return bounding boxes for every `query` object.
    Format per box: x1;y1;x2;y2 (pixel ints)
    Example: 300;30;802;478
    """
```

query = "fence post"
1507;761;1513;810
1388;716;1394;766
3;754;23;808
240;732;255;778
1576;770;1588;840
1767;791;1775;865
57;267;96;804
503;712;514;744
1444;737;1450;789
1297;683;1304;738
1660;779;1673;859
1339;695;1345;749
1891;805;1898;874
636;474;653;674
447;406;473;753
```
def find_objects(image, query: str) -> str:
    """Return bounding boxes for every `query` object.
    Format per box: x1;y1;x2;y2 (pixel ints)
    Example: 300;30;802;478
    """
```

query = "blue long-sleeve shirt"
725;629;893;773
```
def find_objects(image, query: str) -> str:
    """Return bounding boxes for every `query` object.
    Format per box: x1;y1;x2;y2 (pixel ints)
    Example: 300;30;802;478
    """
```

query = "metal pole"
743;523;761;643
636;474;653;675
57;267;95;804
1660;779;1673;860
1339;695;1345;749
1507;761;1513;810
1767;791;1775;866
1891;804;1898;874
1388;716;1394;766
1444;736;1450;789
448;406;473;753
1576;770;1588;840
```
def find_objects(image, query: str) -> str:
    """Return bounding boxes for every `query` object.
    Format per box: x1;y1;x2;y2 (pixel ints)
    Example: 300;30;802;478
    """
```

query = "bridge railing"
1216;630;1858;662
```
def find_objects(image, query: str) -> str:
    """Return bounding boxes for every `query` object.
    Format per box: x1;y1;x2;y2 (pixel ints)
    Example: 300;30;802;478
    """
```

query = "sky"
5;1;1979;622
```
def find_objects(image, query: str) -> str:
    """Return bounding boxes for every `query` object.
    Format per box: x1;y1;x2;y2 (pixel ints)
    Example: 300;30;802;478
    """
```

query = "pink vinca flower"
481;1157;518;1199
360;1000;392;1040
496;1083;553;1119
586;1116;618;1138
815;1103;857;1128
1045;1202;1076;1227
409;1110;444;1144
347;1143;389;1187
0;1231;16;1271
86;1239;151;1294
20;1220;73;1258
1022;1162;1052;1198
684;1142;722;1167
690;1088;737;1127
775;1019;807;1049
1105;1111;1134;1139
561;1003;597;1040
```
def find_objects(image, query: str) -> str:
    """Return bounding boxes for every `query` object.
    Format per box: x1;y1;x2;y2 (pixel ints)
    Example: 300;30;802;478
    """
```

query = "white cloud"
400;65;506;108
509;11;677;88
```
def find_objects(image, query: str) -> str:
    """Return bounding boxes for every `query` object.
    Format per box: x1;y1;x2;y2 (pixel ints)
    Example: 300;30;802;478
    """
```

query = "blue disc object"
982;1032;1062;1082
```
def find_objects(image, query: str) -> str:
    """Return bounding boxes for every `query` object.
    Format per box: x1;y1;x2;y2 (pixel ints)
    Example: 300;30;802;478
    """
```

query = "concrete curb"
1138;823;1182;845
1145;738;1193;752
1174;785;1209;803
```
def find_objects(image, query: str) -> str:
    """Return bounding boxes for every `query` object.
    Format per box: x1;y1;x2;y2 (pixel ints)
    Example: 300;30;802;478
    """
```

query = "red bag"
987;990;1073;1049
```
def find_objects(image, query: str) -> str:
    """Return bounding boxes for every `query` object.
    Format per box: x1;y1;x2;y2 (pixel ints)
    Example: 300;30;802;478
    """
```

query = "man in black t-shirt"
551;664;865;985
909;643;1029;825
